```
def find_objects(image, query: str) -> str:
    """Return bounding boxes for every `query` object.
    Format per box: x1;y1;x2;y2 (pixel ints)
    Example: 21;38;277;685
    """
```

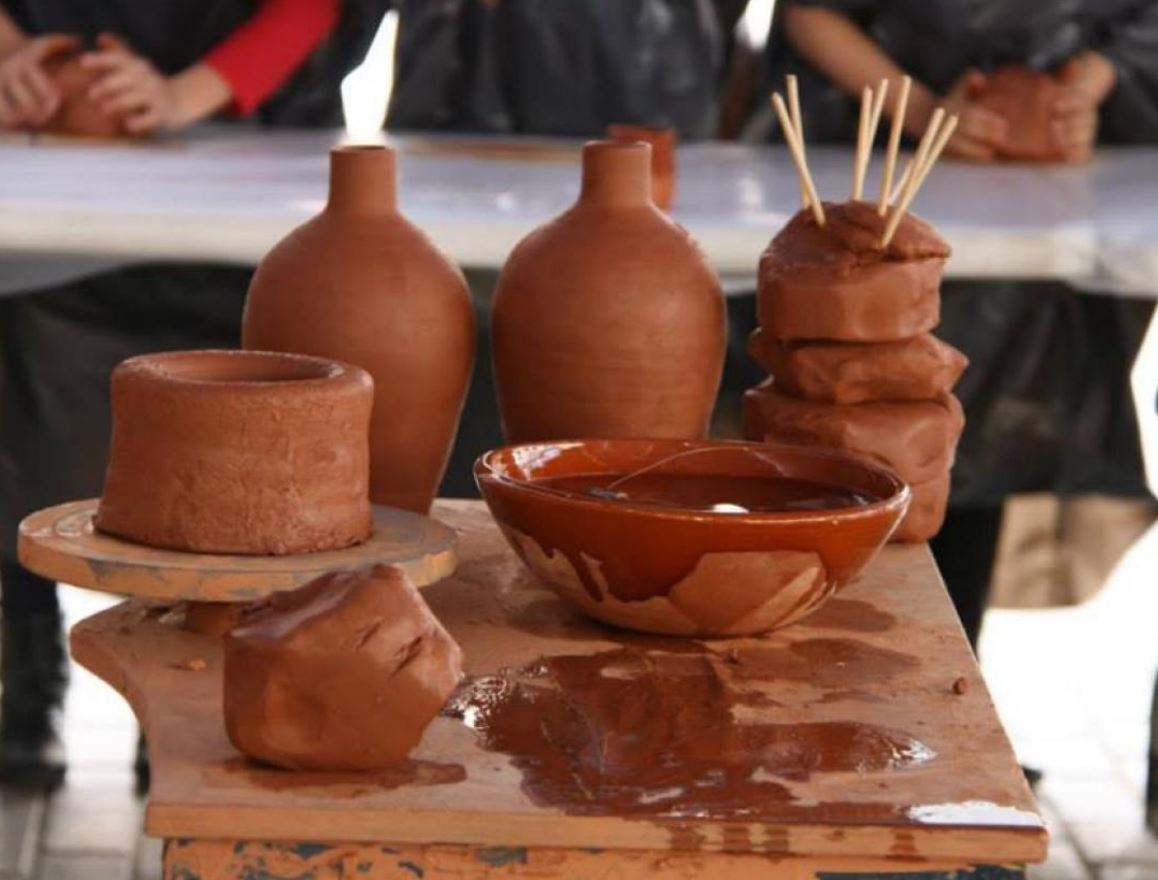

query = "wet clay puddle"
444;637;933;823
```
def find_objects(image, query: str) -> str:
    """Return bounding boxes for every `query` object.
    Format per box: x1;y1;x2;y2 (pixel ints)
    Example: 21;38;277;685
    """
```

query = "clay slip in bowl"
475;439;909;636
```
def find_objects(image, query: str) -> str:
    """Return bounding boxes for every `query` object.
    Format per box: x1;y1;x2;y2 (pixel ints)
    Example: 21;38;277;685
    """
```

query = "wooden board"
71;500;1046;863
19;499;456;602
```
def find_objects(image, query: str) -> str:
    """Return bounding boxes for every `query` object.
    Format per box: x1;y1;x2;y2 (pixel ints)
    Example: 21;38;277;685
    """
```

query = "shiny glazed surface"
475;439;909;636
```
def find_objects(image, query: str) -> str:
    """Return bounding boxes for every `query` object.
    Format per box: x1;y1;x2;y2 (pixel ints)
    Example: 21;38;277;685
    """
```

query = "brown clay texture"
607;124;676;209
745;200;966;542
244;146;476;514
892;470;952;543
742;382;964;487
975;67;1065;161
475;438;908;635
40;49;128;139
492;141;725;442
95;350;373;555
748;329;968;405
224;564;463;772
758;202;948;342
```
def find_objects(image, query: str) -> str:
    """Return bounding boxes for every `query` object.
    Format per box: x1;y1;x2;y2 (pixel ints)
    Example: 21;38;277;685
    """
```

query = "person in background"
0;0;385;789
768;0;1158;647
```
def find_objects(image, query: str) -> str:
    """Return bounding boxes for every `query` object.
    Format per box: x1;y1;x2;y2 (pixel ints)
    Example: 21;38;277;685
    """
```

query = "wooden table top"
71;500;1046;863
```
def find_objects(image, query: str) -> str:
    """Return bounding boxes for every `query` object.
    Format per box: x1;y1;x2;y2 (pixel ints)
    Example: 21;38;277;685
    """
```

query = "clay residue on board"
213;756;466;798
795;597;896;633
445;646;933;821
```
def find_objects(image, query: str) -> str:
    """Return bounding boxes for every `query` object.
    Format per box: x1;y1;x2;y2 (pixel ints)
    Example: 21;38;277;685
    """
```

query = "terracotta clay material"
748;328;969;404
607;124;676;209
475;439;909;636
893;470;951;543
223;564;463;772
244;145;476;514
758;201;949;342
492;141;726;443
95;350;373;556
742;381;964;486
39;48;128;139
975;67;1065;162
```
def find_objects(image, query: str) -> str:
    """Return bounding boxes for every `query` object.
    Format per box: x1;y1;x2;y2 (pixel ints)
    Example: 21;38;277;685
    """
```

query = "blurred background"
0;1;1156;878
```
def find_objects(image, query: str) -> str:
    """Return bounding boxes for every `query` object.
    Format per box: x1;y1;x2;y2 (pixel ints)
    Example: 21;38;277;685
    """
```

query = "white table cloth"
1;129;1154;298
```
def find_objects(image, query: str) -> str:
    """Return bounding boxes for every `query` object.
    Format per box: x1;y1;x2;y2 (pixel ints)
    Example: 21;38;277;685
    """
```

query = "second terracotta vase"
493;141;726;442
243;145;475;513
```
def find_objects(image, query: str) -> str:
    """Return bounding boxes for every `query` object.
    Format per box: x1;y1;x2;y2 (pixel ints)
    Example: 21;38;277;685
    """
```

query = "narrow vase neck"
579;141;652;207
327;145;397;214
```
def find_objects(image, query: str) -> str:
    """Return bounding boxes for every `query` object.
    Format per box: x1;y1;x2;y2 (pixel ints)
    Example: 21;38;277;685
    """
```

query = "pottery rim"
474;439;911;527
117;349;368;392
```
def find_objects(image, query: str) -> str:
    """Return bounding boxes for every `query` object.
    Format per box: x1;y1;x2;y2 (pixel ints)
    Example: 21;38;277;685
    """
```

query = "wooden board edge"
145;803;1049;863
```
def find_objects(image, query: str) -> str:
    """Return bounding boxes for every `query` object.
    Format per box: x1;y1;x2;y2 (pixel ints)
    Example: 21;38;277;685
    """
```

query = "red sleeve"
203;0;341;116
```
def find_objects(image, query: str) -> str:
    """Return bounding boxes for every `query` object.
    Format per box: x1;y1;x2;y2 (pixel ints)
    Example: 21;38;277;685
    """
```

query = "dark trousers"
0;264;252;618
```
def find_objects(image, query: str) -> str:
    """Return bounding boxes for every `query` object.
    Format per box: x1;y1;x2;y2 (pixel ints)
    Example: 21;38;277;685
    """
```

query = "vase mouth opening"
584;139;650;157
334;144;390;154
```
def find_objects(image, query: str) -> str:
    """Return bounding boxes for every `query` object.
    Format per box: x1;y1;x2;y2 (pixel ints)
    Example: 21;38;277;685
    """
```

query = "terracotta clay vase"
40;47;127;139
493;141;725;443
243;145;476;513
476;439;909;636
607;125;676;209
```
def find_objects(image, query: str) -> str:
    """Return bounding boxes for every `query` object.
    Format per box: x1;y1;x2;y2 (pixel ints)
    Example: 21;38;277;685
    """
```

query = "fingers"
29;34;80;62
962;68;988;99
1051;110;1097;162
95;32;132;54
957;105;1008;145
945;130;997;162
124;106;160;134
88;66;143;103
0;70;56;127
18;65;60;123
79;49;141;75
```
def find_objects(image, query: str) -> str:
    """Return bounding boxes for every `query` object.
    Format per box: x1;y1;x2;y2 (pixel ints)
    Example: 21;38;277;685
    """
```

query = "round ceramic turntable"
17;498;458;603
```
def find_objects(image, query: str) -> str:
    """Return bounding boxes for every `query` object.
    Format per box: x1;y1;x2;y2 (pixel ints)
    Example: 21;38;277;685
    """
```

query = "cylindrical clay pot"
243;146;476;513
493;141;726;442
95;350;373;555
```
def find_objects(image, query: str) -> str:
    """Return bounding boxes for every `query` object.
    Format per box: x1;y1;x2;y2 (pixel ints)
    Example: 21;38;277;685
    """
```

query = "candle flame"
341;10;399;145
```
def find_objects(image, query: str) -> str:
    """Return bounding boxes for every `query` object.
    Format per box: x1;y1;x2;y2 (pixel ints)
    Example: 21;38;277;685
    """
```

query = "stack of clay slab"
743;200;968;542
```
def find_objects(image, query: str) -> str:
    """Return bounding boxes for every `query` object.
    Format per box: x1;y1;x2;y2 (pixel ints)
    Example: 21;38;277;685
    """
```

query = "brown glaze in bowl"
475;439;909;636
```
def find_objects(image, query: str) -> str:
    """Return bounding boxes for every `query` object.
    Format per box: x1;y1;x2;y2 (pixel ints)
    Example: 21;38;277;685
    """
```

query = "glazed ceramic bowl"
475;439;909;636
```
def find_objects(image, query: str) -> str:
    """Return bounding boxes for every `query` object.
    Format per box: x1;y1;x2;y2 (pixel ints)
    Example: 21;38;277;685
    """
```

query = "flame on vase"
340;10;399;146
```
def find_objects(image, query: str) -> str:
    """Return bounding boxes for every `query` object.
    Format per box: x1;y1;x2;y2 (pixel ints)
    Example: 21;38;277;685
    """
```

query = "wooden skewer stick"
892;107;944;213
889;155;914;204
878;75;911;215
855;78;889;202
851;86;872;200
867;78;889;154
882;113;958;246
786;75;809;208
911;114;959;195
771;93;826;226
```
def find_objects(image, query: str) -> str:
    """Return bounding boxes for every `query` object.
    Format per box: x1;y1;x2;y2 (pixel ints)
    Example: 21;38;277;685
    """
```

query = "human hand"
0;34;78;129
938;69;1008;162
80;33;189;133
1052;52;1116;163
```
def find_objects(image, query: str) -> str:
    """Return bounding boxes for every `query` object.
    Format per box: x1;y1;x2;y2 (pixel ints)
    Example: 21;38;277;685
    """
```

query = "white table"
1;128;1155;485
1;128;1155;297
